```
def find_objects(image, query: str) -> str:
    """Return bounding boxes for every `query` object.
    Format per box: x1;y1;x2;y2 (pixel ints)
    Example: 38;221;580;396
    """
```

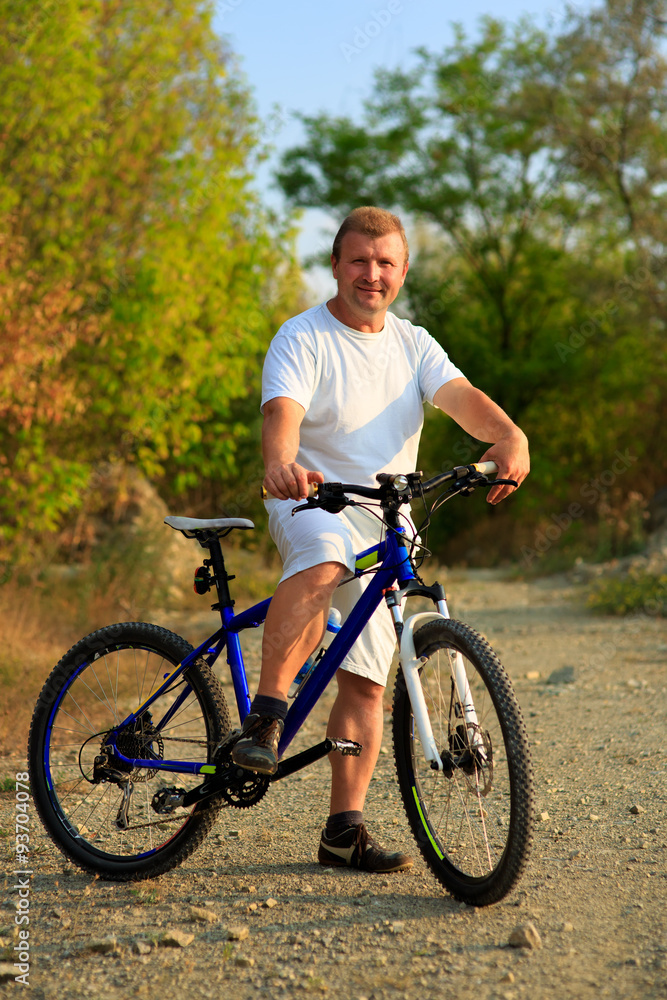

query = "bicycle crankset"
150;764;269;815
212;740;271;808
218;768;270;808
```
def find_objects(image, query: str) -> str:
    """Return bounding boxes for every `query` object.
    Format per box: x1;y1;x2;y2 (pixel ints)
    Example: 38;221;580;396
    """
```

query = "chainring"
219;770;270;808
211;738;270;809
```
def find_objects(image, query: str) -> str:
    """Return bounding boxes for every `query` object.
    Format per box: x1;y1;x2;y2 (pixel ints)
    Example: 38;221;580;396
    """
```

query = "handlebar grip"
260;483;320;500
471;461;498;477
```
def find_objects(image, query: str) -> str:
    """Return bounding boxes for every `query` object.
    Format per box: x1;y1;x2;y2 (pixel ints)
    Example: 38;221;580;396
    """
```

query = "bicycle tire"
393;618;534;905
28;622;231;881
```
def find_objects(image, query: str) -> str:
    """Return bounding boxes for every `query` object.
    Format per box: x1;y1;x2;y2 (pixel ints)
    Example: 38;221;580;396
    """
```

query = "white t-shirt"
261;302;465;487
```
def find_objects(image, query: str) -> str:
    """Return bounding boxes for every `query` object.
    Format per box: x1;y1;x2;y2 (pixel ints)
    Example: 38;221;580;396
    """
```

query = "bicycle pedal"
330;739;363;756
151;786;186;814
213;728;243;757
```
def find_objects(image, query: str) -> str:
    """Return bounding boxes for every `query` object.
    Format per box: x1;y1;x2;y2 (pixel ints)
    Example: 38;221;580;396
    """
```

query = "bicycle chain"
83;731;268;833
159;735;219;747
105;798;223;832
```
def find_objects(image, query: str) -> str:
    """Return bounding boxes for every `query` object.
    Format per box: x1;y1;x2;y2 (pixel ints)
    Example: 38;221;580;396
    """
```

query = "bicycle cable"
335;499;432;581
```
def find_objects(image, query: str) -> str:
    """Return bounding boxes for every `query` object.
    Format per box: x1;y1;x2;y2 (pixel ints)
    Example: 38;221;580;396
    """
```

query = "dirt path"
1;570;666;1000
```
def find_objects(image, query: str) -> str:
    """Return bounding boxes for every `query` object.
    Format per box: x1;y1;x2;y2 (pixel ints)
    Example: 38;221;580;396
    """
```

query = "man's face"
331;230;409;325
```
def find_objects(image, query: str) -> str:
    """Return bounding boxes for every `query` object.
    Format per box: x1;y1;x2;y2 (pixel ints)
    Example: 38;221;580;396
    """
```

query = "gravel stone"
0;965;17;983
160;929;195;948
132;939;152;955
188;906;219;923
509;921;542;949
546;666;575;684
85;936;119;955
225;924;250;941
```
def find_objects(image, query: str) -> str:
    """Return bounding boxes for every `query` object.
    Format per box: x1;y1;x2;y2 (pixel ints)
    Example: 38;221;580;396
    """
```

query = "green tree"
0;0;302;558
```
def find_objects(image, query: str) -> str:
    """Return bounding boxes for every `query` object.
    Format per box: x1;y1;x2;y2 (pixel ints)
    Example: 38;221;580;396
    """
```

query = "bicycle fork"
394;607;484;771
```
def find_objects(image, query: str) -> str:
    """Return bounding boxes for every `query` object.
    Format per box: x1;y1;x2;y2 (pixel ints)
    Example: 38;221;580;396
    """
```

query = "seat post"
206;536;234;609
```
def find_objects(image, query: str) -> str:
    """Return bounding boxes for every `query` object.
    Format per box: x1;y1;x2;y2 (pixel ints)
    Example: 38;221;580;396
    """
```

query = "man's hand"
479;430;530;505
263;462;324;501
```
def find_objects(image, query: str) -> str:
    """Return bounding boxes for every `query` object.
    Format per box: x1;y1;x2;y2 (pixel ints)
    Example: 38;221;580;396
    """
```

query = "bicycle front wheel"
393;618;534;905
28;622;231;881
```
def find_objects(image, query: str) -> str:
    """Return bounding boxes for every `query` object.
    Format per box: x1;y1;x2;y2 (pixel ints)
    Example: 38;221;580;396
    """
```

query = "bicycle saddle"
164;515;255;538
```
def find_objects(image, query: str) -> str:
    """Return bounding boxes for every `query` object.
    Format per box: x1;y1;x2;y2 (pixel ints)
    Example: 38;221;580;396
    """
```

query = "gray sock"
250;695;288;721
326;810;363;836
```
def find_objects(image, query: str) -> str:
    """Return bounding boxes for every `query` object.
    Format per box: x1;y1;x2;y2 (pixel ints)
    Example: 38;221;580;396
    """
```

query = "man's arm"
262;396;324;500
433;378;529;504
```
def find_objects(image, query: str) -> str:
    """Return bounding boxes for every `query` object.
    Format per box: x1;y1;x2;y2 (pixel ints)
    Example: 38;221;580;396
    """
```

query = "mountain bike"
28;462;534;906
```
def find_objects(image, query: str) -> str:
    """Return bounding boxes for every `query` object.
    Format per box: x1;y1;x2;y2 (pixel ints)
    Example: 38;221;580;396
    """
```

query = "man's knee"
292;561;347;603
337;668;384;703
300;561;347;585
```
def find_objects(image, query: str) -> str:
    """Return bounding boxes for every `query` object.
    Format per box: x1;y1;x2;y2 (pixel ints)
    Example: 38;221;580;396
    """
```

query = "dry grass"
0;540;282;756
0;585;76;755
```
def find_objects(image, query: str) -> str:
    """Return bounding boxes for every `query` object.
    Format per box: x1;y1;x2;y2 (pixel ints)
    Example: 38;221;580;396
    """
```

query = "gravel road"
1;569;666;1000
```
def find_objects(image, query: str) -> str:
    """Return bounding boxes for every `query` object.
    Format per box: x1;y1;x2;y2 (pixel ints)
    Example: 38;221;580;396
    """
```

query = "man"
231;207;529;873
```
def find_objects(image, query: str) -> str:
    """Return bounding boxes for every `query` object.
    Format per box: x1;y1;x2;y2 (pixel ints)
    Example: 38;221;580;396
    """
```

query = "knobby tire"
393;618;534;905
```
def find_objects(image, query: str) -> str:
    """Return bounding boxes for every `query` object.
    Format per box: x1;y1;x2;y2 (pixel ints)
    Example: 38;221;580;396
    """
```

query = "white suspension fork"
398;611;484;771
398;612;445;770
437;596;483;749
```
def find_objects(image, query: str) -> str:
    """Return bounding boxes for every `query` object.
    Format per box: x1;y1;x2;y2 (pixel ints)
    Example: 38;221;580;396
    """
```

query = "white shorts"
265;498;398;687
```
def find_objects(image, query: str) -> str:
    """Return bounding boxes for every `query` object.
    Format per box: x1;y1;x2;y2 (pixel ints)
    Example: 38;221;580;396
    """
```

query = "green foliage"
0;0;303;559
587;571;667;616
277;3;667;561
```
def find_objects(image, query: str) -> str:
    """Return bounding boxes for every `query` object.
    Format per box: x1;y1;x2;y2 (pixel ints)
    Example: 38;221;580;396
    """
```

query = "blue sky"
213;0;582;298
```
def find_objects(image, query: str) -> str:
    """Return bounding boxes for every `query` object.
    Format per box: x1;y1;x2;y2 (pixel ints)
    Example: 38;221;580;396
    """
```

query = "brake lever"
486;477;518;488
292;495;352;516
292;498;321;515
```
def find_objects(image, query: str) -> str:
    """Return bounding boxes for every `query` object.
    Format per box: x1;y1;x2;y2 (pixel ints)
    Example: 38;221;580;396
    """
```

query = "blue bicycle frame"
102;523;416;776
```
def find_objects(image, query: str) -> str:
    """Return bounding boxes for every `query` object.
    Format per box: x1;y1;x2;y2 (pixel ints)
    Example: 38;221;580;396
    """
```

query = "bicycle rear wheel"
28;622;231;880
393;618;534;905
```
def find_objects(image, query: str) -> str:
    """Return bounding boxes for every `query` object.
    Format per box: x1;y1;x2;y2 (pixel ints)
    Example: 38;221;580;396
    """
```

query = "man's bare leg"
320;669;413;871
232;561;346;774
257;561;346;700
326;670;384;813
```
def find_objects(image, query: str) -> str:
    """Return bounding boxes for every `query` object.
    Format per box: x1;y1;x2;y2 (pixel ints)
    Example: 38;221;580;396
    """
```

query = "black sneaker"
230;713;284;775
318;823;413;873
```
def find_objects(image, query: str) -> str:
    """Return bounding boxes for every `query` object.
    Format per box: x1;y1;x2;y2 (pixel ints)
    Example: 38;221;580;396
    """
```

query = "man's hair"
331;206;409;263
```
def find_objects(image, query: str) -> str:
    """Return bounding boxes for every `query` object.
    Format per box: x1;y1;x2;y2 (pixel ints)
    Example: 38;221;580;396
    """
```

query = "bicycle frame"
103;518;427;775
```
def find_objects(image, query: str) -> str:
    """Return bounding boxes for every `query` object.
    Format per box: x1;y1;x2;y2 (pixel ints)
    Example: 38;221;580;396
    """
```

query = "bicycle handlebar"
260;462;501;502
